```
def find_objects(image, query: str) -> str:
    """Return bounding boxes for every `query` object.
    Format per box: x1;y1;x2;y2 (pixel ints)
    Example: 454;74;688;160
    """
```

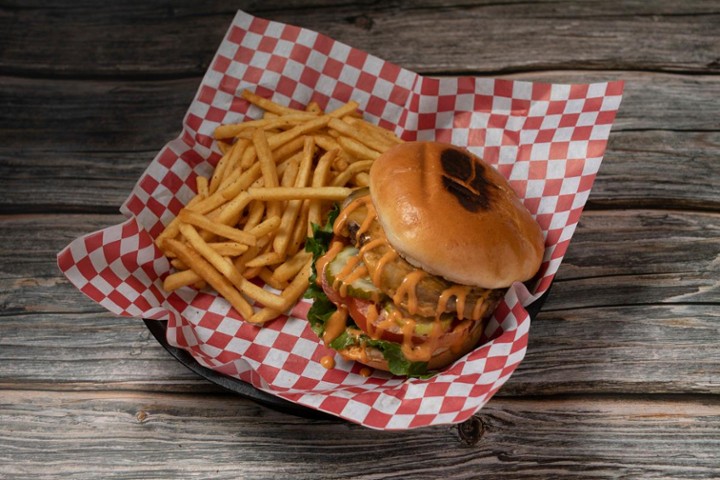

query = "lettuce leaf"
304;205;340;337
329;330;431;377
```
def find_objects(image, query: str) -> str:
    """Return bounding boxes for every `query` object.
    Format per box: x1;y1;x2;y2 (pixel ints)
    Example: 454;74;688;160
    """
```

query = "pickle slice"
325;246;384;301
383;302;454;336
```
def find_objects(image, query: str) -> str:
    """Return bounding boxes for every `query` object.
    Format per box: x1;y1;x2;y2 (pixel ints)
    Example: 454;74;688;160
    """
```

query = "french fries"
156;90;403;324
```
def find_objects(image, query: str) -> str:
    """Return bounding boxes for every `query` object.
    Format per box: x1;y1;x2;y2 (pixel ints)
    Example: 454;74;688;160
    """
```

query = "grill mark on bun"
440;148;493;212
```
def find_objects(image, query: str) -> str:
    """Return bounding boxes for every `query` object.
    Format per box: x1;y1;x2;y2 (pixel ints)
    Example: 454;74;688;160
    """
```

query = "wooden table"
2;2;718;478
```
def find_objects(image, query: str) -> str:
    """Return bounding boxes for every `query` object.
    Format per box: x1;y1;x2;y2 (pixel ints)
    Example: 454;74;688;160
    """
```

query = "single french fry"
215;113;320;139
244;251;284;269
329;117;392;153
178;209;256;245
354;171;370;187
288;199;310;257
241;90;308;116
233;244;260;273
280;157;300;188
217;141;232;154
170;258;188;270
239;145;257;170
241;265;264;280
258;267;287;291
343;115;403;145
249;306;283;324
273;201;301;257
331;160;374;187
208;150;232;194
254;133;283;223
273;137;315;256
249;215;281;239
336;135;382;161
242;201;266;232
332;155;350;173
189;170;242;215
214;191;252;227
277;258;313;311
296;137;316;188
196;176;209;197
271;135;305;162
208;242;249;256
164;238;254;319
247;186;352;202
266;115;330;151
313;134;341;152
224;138;249;180
163;268;201;291
253;128;282;219
233;129;255;141
306;101;323;114
328;100;360;119
305;149;338;235
272;250;312;283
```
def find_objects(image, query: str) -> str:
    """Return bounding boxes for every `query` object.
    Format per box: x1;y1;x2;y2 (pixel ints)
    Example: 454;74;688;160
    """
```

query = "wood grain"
0;390;718;479
1;1;719;77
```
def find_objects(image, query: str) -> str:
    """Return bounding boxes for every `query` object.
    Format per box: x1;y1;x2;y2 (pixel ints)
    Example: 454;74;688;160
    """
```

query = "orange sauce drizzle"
471;289;491;321
333;254;362;297
320;355;336;369
449;320;472;354
322;305;348;344
392;270;427;316
357;200;376;236
342;263;369;288
359;367;372;377
372;249;397;286
364;303;380;338
436;285;471;320
333;196;367;235
315;240;344;285
359;238;385;256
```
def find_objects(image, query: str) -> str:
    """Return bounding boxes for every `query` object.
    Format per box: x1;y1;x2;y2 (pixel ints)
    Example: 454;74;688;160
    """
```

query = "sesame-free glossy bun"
369;142;544;289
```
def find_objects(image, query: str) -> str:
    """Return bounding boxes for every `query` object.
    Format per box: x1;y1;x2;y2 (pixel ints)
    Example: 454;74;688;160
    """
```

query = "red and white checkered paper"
57;11;623;429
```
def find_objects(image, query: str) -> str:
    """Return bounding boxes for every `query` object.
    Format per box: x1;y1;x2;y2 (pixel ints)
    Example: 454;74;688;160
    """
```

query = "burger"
305;141;545;376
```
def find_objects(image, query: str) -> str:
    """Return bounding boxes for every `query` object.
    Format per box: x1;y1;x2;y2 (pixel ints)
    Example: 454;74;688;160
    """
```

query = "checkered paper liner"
57;11;623;430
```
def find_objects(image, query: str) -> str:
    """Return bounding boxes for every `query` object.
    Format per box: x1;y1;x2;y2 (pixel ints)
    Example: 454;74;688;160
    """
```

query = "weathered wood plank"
591;130;720;211
554;210;720;288
0;390;718;479
1;1;719;77
1;304;717;396
0;313;216;393
508;304;720;395
1;72;719;212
